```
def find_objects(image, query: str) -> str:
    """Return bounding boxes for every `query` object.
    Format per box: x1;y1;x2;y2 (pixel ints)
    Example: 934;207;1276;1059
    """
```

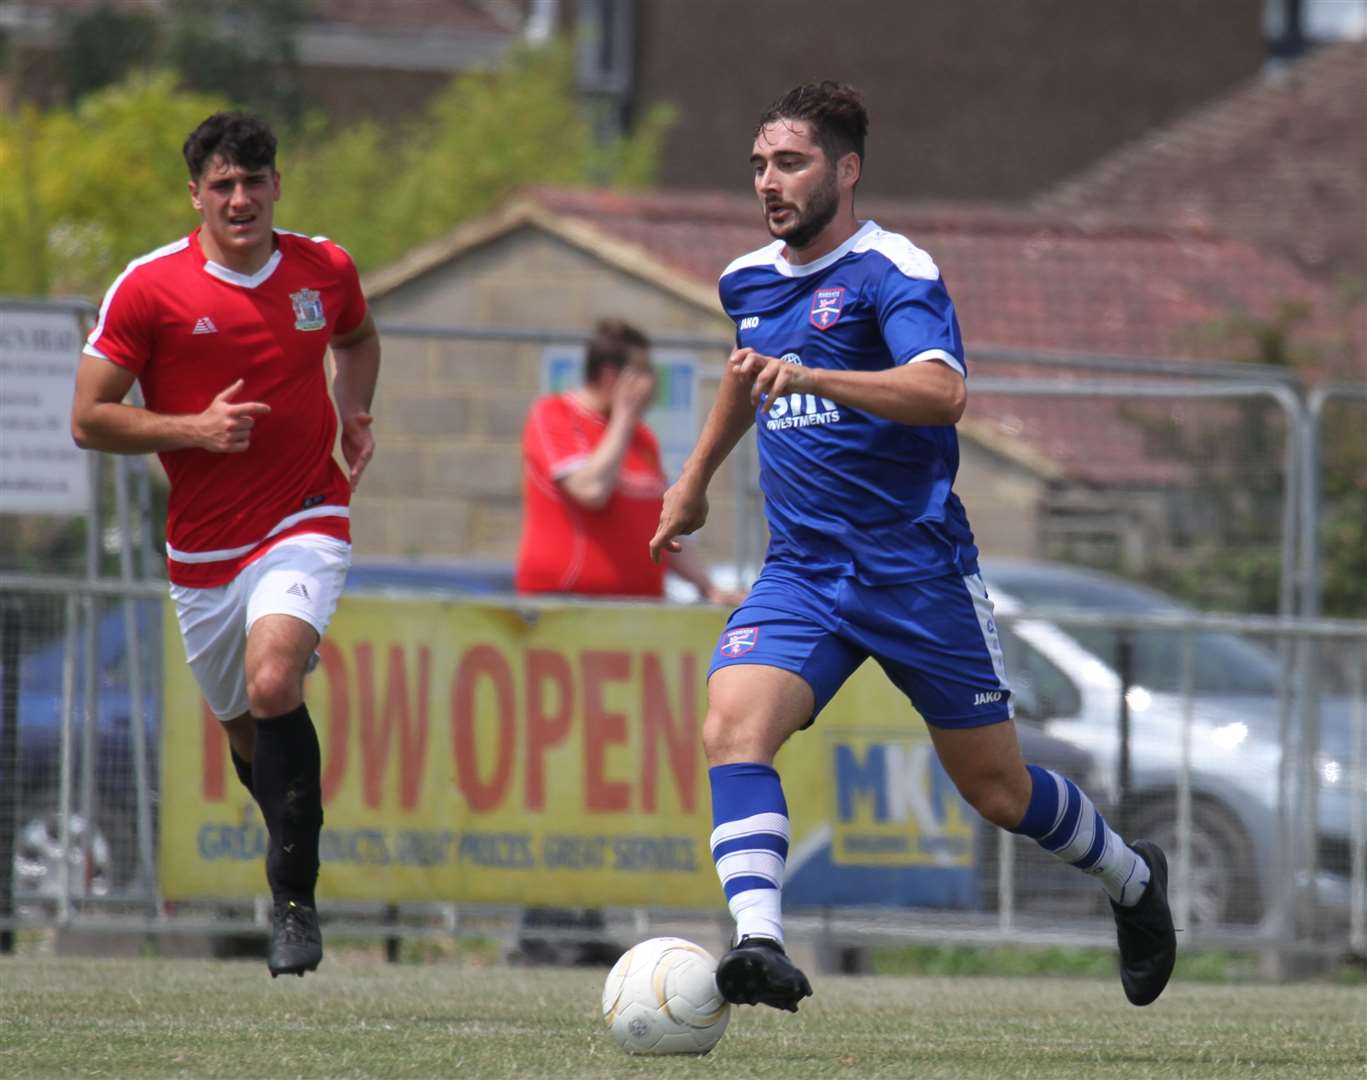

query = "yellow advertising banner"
160;596;978;909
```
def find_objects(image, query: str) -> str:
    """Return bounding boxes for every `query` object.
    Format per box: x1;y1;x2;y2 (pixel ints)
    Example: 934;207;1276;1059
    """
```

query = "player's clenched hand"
197;379;270;453
729;347;812;407
341;411;375;490
650;477;709;563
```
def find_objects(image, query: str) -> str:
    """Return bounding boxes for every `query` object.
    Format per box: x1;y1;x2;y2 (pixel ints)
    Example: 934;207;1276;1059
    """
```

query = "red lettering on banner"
356;643;431;811
317;638;350;803
582;650;631;812
452;644;515;812
524;648;573;811
641;653;697;812
202;700;225;800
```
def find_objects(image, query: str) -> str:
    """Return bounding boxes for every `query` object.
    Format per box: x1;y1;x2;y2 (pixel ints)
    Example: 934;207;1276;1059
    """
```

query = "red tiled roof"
1033;41;1367;285
526;186;1358;369
515;187;1360;487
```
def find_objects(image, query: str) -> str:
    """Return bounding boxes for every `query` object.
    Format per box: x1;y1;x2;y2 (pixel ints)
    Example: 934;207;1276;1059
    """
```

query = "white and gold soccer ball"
601;936;731;1055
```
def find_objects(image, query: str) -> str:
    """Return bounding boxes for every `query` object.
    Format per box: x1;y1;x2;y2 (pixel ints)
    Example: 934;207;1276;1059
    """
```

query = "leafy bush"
0;44;672;298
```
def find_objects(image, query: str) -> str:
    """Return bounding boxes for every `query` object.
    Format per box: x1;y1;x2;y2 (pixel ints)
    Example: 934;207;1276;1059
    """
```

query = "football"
601;936;731;1055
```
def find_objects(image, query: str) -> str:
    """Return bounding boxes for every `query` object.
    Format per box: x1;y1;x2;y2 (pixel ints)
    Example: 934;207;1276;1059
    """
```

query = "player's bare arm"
71;355;270;455
330;312;381;490
734;347;966;426
560;365;655;509
649;354;757;562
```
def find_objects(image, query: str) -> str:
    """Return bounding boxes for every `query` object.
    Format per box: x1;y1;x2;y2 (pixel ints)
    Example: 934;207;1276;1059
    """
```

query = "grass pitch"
1;951;1363;1078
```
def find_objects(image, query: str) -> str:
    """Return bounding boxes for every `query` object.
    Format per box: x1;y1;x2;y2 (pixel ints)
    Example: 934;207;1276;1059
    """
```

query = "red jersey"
515;393;667;597
84;228;367;587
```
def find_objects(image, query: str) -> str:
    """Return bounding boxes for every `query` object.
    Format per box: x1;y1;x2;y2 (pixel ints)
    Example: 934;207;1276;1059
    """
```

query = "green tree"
278;44;674;271
0;44;672;297
0;74;226;297
161;0;310;128
1121;301;1365;616
57;4;160;104
1317;401;1367;618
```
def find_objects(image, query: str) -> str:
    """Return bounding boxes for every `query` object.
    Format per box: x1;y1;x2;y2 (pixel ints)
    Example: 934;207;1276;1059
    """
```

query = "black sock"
252;703;324;908
230;749;255;798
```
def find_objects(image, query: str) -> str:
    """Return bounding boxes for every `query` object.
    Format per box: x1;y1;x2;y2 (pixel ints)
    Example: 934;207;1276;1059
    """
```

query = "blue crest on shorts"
719;626;759;657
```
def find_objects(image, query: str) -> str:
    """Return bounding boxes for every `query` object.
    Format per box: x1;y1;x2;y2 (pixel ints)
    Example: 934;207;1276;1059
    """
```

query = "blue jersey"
719;220;979;583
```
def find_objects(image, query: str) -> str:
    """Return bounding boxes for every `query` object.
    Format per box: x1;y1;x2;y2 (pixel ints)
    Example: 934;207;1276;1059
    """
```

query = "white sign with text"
0;306;90;514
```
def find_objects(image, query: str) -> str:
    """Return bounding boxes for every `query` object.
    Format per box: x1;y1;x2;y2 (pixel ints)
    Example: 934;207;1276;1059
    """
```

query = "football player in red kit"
71;111;382;978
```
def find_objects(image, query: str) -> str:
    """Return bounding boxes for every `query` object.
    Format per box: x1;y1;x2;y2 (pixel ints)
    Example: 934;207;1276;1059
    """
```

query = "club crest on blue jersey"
719;626;760;657
809;287;846;331
290;288;326;332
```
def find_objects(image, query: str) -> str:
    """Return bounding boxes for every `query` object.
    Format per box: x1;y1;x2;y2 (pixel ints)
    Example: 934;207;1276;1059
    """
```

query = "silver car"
981;559;1364;936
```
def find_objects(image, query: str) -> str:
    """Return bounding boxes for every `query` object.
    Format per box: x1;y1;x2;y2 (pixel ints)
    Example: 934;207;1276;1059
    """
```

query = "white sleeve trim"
86;236;190;351
902;348;965;377
548;454;591;481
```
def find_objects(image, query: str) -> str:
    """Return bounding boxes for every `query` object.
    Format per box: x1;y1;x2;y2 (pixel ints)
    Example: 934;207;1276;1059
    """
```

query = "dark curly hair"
756;81;868;167
585;318;651;382
182;111;277;180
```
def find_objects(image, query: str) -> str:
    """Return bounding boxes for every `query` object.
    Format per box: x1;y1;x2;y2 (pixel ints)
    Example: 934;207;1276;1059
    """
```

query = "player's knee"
247;658;304;718
958;773;1030;830
702;708;757;766
701;710;732;764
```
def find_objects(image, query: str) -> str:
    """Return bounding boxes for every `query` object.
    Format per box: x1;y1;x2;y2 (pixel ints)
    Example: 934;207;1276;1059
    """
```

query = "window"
997;624;1082;720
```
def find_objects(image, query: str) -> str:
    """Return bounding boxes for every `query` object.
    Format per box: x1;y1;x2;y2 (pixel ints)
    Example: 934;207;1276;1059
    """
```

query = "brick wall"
356;227;744;568
629;0;1265;202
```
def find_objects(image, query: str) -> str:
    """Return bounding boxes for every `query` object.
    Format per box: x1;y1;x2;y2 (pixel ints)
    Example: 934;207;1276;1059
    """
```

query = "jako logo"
739;316;760;330
973;691;1003;706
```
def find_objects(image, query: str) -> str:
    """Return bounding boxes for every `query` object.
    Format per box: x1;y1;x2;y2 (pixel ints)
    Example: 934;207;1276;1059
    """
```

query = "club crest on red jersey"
809;287;845;330
719;626;759;657
290;288;326;332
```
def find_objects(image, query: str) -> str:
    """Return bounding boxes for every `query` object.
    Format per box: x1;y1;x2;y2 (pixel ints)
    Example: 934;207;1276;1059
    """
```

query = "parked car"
10;598;161;899
980;558;1365;934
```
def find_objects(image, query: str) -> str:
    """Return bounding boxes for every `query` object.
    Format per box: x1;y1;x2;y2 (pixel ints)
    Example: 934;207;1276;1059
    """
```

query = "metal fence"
0;573;1362;967
1;300;1363;971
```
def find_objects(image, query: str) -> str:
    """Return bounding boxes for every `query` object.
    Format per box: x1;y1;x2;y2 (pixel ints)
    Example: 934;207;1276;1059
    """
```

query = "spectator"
516;318;741;604
513;318;740;965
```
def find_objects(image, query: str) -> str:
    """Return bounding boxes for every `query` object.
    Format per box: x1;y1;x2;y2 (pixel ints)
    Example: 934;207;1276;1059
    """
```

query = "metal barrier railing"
1;575;1362;964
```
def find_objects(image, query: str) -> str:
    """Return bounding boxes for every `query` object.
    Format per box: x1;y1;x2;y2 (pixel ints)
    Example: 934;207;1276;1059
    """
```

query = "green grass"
1;953;1364;1078
871;944;1271;981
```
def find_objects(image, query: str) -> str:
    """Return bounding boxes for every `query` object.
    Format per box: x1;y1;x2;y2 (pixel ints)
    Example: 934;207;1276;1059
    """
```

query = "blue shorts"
708;564;1013;729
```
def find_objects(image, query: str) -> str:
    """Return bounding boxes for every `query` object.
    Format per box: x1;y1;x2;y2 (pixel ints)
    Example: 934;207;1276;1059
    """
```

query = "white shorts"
169;535;351;721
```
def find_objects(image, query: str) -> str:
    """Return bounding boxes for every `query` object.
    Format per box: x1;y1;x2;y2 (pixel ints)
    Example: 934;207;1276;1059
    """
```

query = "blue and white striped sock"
709;763;789;944
1010;764;1150;907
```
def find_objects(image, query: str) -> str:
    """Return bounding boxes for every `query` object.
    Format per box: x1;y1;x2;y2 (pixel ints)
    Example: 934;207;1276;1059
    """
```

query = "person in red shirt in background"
514;319;741;964
516;318;741;604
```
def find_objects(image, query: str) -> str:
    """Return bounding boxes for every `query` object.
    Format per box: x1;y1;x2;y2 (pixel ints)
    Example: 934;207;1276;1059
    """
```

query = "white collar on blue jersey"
772;219;881;278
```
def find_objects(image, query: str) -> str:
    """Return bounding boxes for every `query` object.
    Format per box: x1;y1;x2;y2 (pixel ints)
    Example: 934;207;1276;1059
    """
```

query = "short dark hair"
182;111;278;180
756;81;868;167
584;318;650;383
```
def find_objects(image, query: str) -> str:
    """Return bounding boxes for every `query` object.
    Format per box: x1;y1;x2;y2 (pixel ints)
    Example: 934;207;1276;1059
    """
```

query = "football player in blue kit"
650;82;1176;1013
